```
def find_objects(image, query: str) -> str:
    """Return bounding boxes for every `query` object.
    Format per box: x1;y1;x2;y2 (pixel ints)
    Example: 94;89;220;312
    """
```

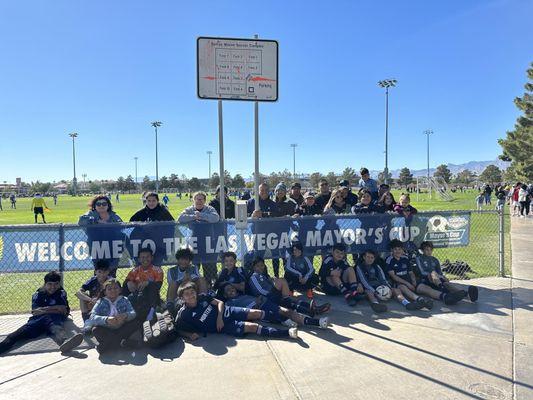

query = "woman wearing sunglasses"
79;195;124;275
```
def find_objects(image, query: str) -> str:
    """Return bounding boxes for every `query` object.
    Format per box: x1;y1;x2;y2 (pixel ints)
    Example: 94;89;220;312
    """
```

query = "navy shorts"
221;306;249;337
260;299;280;316
418;277;447;292
34;207;44;215
321;280;342;295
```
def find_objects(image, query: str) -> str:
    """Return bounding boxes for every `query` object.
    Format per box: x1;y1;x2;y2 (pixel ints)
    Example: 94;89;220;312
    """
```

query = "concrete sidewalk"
0;218;532;400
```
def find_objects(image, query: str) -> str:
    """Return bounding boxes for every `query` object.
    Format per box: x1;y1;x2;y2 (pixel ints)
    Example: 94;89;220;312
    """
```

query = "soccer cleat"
370;302;387;313
418;297;434;310
319;317;329;329
143;320;153;342
306;289;314;299
288;327;299;339
59;333;83;354
443;290;466;305
468;286;479;302
152;319;161;338
406;301;424;311
315;302;331;315
346;295;358;307
282;319;298;328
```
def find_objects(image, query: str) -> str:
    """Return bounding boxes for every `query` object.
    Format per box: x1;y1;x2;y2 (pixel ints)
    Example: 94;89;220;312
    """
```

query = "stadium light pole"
69;132;78;196
424;129;434;199
378;79;397;184
134;157;138;189
151;121;162;192
207;151;213;183
290;143;297;180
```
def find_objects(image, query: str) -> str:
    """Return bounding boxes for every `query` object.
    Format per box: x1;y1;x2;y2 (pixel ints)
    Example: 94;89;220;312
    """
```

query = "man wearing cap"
315;179;332;212
338;179;358;209
289;182;305;206
296;192;322;216
359;168;379;202
209;185;235;219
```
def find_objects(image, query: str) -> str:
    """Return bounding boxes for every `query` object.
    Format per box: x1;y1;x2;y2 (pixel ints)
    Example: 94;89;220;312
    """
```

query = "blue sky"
0;0;532;183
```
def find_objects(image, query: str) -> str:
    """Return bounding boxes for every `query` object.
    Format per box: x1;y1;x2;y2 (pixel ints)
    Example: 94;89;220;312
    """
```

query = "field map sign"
197;37;278;101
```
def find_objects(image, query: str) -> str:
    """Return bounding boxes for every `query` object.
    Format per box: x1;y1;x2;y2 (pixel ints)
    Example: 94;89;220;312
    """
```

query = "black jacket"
209;197;235;219
129;204;174;222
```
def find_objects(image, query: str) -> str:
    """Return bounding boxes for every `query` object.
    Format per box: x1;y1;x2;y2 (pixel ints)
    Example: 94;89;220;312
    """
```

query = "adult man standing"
247;183;278;218
289;182;305;206
315;179;332;212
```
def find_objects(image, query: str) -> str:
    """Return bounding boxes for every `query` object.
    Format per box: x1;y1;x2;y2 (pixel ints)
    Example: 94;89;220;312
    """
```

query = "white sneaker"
288;327;299;339
319;317;329;329
282;319;298;328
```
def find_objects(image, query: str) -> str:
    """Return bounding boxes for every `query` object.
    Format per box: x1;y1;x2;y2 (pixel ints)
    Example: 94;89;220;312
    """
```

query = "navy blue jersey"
81;276;103;298
175;294;218;333
385;255;412;279
319;255;351;281
284;255;314;280
30;288;69;323
356;263;389;293
226;295;258;309
213;267;246;291
248;272;275;297
415;255;443;277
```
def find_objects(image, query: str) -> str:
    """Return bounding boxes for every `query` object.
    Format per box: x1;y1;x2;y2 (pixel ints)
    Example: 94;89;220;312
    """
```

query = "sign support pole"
218;100;225;219
254;34;260;212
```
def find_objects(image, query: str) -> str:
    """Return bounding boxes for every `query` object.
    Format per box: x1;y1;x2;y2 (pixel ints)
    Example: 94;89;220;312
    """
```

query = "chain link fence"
0;210;509;315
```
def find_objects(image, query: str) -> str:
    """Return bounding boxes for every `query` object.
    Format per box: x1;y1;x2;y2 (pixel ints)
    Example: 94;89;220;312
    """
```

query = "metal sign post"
197;36;278;218
218;100;225;219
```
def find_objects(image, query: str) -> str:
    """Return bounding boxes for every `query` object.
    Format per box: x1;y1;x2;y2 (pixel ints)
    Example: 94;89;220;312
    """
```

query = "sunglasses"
95;201;108;207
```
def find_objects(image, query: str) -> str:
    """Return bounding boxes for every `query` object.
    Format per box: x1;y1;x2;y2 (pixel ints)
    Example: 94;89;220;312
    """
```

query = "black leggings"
92;319;141;352
285;274;320;291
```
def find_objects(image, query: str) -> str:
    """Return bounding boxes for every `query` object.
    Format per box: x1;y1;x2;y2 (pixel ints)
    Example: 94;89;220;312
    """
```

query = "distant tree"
160;176;170;189
340;167;359;185
232;174;246;188
498;62;533;181
188;177;202;191
479;165;502;184
309;172;323;189
453;169;474;186
124;175;136;191
268;169;292;188
102;180;116;191
434;164;452;183
209;173;220;188
30;181;52;194
397;168;413;188
377;171;392;185
325;171;338;187
142;176;155;191
116;176;126;191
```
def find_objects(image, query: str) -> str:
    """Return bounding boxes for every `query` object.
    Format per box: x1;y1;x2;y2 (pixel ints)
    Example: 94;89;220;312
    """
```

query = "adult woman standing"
78;195;123;225
130;192;174;222
323;189;351;215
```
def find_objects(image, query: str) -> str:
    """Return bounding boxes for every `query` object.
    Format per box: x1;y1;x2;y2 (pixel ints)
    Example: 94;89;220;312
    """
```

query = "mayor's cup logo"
424;215;469;246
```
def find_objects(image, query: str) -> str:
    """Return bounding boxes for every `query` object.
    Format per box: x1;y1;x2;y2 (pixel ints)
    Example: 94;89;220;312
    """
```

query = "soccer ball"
375;285;392;301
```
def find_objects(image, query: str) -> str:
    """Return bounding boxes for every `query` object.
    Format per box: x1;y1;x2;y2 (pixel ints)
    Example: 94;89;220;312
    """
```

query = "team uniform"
385;255;413;288
175;294;250;337
213;267;247;293
356;262;390;293
284;254;319;291
225;295;284;323
167;265;201;287
415;254;447;291
319;255;353;295
79;276;105;320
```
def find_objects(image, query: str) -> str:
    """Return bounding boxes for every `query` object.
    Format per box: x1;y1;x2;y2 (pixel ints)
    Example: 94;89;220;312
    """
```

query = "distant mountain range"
379;159;510;179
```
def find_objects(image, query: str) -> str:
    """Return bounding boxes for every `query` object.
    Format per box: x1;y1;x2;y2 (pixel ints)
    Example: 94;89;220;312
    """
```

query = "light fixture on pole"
151;121;162;192
423;129;434;199
290;143;297;180
378;78;397;184
68;132;78;196
134;157;139;189
207;151;213;182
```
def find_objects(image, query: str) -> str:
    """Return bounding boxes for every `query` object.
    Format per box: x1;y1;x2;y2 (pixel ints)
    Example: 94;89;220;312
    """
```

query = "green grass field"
0;191;510;314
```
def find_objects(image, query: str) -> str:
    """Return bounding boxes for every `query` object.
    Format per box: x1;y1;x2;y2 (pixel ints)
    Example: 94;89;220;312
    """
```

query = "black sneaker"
406;301;424;311
120;338;140;349
418;297;434;310
309;299;317;316
370;302;387;313
443;290;466;305
468;286;479;302
315;302;331;314
59;333;83;353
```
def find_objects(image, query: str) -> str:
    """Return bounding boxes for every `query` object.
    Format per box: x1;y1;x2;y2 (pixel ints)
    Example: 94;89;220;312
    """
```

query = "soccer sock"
303;316;320;327
349;283;358;293
256;325;289;338
401;299;409;306
439;293;446;301
337;284;349;297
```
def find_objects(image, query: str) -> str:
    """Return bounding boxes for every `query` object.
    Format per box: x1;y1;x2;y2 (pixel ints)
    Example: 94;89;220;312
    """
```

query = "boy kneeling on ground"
0;271;83;355
175;281;299;340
